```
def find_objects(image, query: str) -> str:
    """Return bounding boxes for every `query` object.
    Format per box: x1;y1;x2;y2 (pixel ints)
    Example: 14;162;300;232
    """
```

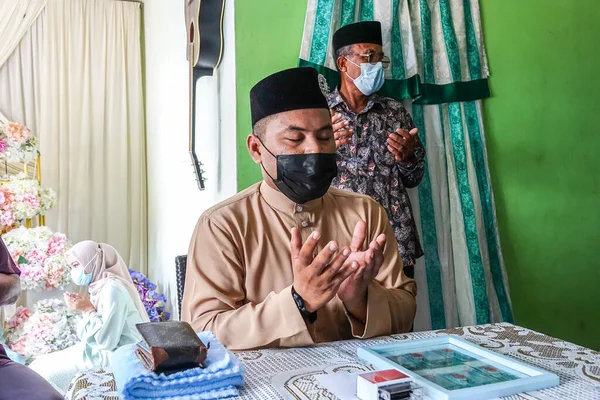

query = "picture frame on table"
357;335;559;400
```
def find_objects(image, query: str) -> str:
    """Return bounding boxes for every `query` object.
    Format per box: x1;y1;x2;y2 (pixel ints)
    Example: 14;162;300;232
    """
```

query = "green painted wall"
481;1;600;350
235;0;307;189
235;1;600;349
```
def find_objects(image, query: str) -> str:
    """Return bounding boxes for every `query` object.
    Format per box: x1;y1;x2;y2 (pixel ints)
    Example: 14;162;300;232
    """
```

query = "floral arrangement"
3;299;80;363
0;173;56;228
0;121;39;163
129;269;170;322
2;226;72;291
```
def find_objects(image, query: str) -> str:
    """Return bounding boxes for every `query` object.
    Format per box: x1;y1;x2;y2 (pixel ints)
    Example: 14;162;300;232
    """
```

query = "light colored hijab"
66;240;150;322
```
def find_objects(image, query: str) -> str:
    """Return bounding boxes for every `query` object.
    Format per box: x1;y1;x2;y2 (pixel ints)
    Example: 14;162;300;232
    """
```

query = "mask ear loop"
345;57;361;68
344;57;362;81
82;247;101;274
253;133;278;182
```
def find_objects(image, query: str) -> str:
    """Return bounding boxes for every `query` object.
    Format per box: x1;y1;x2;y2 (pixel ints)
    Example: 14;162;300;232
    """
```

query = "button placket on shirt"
295;205;309;227
294;204;315;247
294;203;326;335
295;203;321;335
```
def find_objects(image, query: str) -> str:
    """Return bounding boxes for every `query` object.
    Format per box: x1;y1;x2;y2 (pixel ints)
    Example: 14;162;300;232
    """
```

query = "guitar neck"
189;62;214;191
186;0;226;192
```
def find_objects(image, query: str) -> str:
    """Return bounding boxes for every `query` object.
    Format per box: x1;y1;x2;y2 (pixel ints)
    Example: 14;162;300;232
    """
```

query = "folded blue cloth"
112;331;244;400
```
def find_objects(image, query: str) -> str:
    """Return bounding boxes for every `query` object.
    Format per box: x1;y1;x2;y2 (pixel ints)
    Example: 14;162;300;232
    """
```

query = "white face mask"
345;58;385;96
70;250;99;286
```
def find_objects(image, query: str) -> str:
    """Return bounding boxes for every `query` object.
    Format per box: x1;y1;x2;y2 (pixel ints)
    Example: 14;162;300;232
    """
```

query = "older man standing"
328;21;425;278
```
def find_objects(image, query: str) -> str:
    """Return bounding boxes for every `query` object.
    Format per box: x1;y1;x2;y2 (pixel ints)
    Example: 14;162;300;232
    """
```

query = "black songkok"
250;67;329;127
332;21;382;53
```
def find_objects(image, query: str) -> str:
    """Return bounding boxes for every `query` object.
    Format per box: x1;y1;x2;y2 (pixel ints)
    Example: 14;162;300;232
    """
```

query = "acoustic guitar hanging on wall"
185;0;226;190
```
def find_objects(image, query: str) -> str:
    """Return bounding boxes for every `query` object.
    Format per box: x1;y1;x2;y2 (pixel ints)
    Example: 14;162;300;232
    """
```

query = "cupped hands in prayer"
387;127;418;162
337;221;386;319
330;110;353;148
290;228;355;313
290;221;386;323
64;292;96;313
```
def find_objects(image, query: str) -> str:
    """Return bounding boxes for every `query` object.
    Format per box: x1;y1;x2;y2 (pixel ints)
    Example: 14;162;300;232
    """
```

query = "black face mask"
258;138;338;204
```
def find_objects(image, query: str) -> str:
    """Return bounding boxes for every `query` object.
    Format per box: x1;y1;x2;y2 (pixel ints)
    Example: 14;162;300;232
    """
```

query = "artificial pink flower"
1;211;14;227
26;249;47;264
10;339;27;356
5;122;32;144
6;307;30;329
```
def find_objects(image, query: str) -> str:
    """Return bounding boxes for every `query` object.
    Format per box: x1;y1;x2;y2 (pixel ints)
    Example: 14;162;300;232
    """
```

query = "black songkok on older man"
332;21;382;53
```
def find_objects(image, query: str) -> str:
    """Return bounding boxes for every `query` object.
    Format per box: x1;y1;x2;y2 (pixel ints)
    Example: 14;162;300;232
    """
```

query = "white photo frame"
357;335;559;400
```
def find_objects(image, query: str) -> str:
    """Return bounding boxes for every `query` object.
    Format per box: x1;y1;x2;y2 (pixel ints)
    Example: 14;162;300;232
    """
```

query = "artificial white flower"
0;122;39;163
2;226;72;291
3;298;81;363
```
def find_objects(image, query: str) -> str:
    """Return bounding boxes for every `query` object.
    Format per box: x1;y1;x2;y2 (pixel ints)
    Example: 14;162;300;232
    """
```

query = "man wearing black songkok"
329;21;425;278
0;238;63;400
182;67;416;350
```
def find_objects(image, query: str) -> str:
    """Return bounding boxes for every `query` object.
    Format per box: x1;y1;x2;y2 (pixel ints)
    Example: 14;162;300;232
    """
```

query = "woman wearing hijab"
29;240;149;394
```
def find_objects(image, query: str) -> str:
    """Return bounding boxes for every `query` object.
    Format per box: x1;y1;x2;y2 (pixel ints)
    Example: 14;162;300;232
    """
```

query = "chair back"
175;255;187;319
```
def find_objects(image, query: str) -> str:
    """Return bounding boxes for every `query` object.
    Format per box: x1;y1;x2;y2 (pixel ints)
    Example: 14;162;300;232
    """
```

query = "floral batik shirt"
327;88;425;266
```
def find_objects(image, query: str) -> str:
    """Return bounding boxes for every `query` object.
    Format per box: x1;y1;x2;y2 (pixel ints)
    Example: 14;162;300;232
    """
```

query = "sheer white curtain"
39;0;147;272
0;0;46;69
0;1;147;272
0;9;44;134
0;0;46;350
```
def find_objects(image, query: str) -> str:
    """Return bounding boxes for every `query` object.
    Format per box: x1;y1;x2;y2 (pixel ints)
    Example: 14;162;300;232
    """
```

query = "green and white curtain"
299;0;513;330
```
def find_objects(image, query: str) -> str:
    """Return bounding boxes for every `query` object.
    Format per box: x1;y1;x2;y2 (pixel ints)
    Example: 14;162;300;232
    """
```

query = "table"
65;323;600;400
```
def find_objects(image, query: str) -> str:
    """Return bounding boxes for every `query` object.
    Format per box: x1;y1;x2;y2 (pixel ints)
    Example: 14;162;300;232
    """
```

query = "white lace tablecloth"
65;323;600;400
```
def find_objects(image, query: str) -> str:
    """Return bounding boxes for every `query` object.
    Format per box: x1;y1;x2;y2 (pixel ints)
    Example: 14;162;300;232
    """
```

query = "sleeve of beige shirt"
345;201;418;338
181;215;313;350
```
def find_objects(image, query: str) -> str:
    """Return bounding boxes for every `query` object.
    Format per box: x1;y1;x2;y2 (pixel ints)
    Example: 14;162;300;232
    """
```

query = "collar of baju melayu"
259;180;326;214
